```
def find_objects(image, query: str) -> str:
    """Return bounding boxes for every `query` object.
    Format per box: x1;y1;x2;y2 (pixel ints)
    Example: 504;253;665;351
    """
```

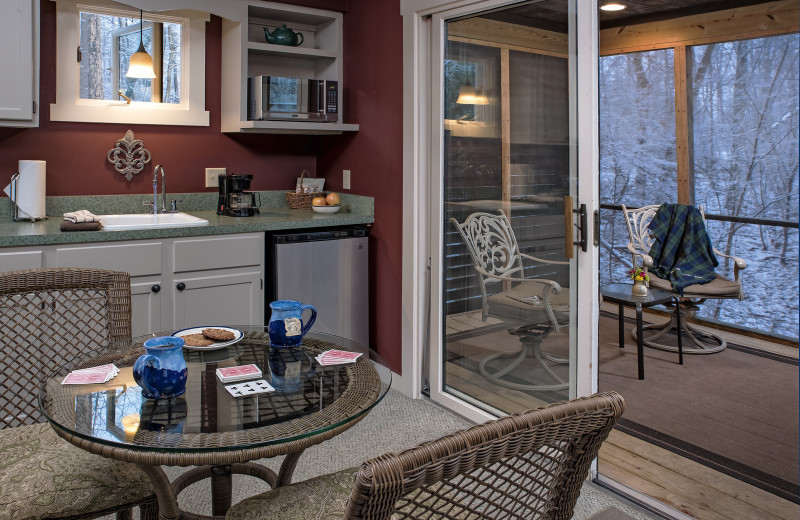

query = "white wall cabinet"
0;232;265;336
0;0;38;127
221;1;358;134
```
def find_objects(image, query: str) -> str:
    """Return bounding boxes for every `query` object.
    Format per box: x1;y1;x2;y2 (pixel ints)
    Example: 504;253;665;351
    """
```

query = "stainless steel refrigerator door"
274;236;369;347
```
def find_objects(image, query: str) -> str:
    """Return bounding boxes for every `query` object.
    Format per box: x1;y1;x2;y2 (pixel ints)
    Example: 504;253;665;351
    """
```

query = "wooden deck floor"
443;310;800;520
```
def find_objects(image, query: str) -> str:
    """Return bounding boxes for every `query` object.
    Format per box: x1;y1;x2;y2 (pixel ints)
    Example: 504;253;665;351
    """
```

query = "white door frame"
399;0;600;419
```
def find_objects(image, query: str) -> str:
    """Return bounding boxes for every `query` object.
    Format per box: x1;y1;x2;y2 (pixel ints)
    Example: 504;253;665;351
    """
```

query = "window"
78;11;182;104
52;0;208;126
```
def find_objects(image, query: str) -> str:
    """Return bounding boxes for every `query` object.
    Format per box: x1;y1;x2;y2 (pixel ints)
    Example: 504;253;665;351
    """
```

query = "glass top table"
39;328;391;519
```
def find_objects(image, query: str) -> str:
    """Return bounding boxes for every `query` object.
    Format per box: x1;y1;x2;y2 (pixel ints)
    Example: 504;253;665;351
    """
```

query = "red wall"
0;0;406;374
0;2;318;195
318;0;404;371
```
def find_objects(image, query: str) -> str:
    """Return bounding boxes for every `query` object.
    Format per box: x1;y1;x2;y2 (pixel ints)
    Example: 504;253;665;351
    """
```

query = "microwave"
248;76;338;122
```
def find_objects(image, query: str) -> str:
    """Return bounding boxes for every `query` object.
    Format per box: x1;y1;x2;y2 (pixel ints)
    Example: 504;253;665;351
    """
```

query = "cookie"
202;328;236;341
182;333;215;347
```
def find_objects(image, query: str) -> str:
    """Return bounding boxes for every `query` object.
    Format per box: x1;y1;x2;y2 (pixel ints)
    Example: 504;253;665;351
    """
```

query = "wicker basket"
286;170;324;209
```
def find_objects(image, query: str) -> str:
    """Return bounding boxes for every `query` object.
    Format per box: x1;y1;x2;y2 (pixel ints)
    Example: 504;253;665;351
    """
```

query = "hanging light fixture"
126;10;156;79
456;81;489;105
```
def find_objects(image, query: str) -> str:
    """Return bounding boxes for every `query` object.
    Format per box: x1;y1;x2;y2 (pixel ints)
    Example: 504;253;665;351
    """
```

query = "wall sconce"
456;82;489;105
126;10;156;79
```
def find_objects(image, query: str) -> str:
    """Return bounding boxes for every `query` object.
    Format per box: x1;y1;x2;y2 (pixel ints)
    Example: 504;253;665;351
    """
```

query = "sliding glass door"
426;0;594;418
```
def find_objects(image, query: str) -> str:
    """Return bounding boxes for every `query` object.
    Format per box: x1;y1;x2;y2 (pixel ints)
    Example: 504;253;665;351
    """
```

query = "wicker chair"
226;391;625;520
450;210;570;391
0;267;158;520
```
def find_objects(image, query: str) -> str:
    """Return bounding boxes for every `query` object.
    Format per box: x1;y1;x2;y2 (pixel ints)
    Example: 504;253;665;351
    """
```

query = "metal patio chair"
0;267;158;520
622;204;747;353
226;391;625;520
450;209;570;391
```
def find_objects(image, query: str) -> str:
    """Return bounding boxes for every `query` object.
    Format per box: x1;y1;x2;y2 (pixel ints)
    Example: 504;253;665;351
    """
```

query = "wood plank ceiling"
479;0;780;32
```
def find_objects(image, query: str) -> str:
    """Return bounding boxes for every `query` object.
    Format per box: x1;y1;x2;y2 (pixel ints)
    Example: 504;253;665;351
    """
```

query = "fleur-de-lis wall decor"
107;129;151;181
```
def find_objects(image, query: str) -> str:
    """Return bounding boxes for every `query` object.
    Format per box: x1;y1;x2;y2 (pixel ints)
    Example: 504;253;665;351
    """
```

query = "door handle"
151;284;161;293
176;282;186;291
564;196;587;259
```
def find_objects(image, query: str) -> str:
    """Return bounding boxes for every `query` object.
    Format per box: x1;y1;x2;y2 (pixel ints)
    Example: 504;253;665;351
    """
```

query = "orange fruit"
312;196;327;206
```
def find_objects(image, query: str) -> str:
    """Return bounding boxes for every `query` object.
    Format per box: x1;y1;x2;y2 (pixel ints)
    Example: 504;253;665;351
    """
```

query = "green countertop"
0;192;373;248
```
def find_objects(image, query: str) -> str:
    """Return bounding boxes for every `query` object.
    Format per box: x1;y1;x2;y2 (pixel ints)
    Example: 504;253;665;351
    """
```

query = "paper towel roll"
3;160;46;220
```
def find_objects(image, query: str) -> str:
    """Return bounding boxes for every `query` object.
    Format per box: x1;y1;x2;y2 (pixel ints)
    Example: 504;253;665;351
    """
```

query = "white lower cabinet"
0;232;265;335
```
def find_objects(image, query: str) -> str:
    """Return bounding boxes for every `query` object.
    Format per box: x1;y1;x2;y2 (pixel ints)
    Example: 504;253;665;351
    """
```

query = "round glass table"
39;328;391;520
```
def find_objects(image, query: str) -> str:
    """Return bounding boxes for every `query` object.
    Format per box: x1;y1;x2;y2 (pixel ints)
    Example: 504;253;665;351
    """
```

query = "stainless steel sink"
98;213;209;231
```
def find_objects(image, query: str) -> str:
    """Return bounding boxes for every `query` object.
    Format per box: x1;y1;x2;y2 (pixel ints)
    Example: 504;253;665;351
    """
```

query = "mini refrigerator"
266;226;370;347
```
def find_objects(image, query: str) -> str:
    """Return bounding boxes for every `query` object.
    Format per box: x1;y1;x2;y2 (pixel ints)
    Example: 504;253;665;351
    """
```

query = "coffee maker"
217;174;260;217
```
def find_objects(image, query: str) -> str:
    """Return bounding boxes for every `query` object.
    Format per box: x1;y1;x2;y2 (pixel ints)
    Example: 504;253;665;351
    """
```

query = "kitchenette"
0;190;373;338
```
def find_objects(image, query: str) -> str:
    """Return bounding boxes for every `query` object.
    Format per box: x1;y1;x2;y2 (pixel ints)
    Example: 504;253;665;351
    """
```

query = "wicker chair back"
344;391;624;520
0;267;132;428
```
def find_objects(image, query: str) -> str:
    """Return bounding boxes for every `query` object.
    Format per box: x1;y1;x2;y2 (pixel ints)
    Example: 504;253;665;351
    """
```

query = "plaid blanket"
648;204;718;295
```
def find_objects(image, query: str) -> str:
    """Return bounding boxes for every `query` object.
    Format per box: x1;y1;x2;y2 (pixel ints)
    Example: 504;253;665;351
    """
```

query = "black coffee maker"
218;174;260;217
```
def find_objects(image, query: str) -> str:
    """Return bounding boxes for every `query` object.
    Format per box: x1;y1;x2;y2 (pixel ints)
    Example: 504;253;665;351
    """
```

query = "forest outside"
599;33;799;339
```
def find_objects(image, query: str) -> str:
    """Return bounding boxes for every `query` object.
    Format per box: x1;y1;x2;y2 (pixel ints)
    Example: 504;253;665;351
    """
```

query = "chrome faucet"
144;165;181;214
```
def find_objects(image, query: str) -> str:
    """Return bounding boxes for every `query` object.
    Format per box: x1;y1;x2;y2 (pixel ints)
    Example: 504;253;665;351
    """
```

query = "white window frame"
50;0;209;126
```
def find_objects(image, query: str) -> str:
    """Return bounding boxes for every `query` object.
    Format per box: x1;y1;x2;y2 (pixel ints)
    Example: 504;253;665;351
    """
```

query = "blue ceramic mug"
267;346;315;392
268;300;317;347
133;336;188;399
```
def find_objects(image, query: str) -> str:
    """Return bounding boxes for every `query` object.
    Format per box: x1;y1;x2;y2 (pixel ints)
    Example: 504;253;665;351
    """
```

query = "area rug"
598;311;799;503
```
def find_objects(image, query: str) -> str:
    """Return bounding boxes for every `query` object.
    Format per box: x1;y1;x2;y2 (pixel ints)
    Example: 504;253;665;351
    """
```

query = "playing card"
224;379;275;397
62;364;119;384
316;350;363;366
62;370;111;385
216;364;263;383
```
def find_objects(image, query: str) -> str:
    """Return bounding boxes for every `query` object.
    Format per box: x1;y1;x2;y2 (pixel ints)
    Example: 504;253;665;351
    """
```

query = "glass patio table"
39;328;391;520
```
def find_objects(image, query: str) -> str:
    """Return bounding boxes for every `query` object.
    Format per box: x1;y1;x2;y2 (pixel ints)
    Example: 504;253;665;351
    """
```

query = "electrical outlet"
205;168;225;188
342;169;351;190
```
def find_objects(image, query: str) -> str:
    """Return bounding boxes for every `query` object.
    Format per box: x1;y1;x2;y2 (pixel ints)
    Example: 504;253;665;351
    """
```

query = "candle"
121;413;140;440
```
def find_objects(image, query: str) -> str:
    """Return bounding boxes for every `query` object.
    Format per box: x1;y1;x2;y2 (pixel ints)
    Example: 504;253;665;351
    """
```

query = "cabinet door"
0;0;35;123
131;279;163;337
172;271;262;329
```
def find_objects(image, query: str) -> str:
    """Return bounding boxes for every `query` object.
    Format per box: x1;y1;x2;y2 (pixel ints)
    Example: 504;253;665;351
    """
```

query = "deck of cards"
216;364;263;383
224;379;274;397
62;364;120;385
315;349;363;366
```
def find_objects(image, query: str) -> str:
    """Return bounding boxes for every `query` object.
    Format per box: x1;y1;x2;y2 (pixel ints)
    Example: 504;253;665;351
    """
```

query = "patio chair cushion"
487;284;570;327
226;467;358;520
648;272;740;297
0;422;155;520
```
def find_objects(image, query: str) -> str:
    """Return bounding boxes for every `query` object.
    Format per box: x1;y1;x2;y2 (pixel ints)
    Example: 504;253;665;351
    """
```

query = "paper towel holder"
9;172;47;223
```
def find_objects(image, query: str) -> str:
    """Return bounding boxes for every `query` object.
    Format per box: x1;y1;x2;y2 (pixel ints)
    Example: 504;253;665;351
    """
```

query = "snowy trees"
599;34;799;338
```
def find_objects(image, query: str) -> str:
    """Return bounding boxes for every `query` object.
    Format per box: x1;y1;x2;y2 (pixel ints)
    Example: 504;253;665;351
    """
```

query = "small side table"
600;283;682;380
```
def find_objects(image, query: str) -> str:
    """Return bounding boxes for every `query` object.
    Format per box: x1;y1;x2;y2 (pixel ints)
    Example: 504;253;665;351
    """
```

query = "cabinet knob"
151;284;161;293
176;282;186;291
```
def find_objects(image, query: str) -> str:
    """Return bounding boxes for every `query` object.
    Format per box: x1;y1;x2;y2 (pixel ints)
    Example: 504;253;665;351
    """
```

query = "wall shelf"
228;120;359;135
221;1;357;134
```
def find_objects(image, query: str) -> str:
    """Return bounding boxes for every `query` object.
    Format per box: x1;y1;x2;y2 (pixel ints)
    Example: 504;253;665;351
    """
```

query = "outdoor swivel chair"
622;204;747;353
0;267;158;520
226;391;625;520
450;209;570;392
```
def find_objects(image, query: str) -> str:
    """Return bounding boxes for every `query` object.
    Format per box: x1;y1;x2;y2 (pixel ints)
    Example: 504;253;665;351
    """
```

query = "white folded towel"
63;210;98;223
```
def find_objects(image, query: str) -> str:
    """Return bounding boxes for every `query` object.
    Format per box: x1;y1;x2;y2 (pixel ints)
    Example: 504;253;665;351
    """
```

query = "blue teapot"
268;300;316;347
133;336;188;399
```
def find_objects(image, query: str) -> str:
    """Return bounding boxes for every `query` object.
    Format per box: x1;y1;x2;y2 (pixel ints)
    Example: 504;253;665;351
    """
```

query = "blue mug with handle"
133;336;188;399
268;300;317;347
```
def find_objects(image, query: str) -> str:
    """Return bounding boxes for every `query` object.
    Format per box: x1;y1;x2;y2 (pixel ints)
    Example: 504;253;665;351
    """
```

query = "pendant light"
126;10;156;79
456;81;489;105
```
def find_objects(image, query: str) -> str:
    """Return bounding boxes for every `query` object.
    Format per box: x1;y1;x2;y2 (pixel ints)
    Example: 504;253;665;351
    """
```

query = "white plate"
172;326;244;350
312;205;341;214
